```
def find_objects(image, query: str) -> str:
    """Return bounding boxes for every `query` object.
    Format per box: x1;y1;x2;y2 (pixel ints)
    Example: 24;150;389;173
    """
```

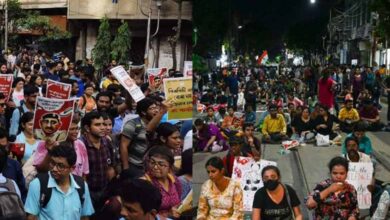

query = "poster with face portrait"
231;157;277;211
110;66;145;102
33;96;75;143
147;68;168;92
46;79;72;99
0;74;14;102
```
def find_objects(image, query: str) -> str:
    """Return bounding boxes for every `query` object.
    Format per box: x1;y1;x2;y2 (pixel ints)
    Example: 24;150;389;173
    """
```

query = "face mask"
264;179;279;191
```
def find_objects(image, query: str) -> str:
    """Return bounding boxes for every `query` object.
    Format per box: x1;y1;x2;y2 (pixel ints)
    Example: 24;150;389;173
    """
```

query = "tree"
370;0;390;39
168;0;186;71
111;21;132;66
92;17;111;71
15;11;71;42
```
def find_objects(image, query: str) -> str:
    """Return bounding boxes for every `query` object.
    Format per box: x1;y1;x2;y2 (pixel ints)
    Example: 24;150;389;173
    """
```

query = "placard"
346;162;374;209
33;97;75;143
0;74;13;102
46;79;72;99
9;142;25;162
110;66;145;102
183;61;192;77
147;67;168;92
231;157;277;211
163;77;192;120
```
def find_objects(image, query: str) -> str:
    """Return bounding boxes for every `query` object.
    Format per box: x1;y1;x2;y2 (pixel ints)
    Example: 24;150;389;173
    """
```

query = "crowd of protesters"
194;63;390;219
0;48;193;220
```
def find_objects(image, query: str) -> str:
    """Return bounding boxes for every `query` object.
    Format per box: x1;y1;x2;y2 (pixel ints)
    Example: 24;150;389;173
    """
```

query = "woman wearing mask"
252;166;302;220
197;156;243;220
306;156;359;219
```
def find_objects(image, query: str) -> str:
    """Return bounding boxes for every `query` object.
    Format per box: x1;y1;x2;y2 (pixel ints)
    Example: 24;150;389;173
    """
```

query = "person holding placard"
306;156;359;220
197;156;243;220
252;165;302;220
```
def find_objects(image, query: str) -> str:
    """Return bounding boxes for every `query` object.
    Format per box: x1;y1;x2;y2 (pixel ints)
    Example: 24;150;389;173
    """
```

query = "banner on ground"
346;162;374;209
33;97;75;143
46;79;72;99
147;68;168;92
231;157;277;211
163;77;192;120
110;66;145;102
0;74;13;102
183;61;192;77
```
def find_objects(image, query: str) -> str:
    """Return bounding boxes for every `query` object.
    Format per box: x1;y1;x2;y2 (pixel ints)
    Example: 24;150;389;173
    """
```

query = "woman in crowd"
291;106;315;143
29;74;44;96
252;165;303;220
351;68;365;107
155;122;182;151
178;149;192;201
197;156;243;219
312;104;341;143
317;69;336;113
194;119;227;152
16;112;39;163
306;156;359;219
78;83;97;115
142;145;182;219
12;77;25;107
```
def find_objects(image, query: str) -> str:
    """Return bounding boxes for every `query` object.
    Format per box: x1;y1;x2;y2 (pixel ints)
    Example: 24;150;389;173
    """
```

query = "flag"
257;50;268;65
112;0;118;3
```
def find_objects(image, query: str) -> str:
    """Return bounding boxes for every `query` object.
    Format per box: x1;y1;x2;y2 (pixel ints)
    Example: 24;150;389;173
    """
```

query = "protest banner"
110;66;145;102
231;157;277;211
163;77;192;120
0;74;13;102
183;61;192;77
33;96;75;143
46;79;72;99
147;67;168;92
346;162;374;209
9;142;25;162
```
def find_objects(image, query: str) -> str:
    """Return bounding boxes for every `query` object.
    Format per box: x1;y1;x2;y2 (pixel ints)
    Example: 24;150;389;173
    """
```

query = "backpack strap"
282;184;296;220
72;174;85;207
81;95;87;109
0;178;16;193
37;173;52;208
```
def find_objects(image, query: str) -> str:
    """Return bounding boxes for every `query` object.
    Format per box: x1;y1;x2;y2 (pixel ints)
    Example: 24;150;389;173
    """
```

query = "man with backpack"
25;142;94;220
9;85;39;141
0;146;25;219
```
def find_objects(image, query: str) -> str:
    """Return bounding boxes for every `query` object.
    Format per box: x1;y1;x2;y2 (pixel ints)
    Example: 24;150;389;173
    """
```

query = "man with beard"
80;112;113;210
342;136;371;163
120;97;170;178
25;142;94;219
95;91;131;120
9;85;39;140
338;99;360;133
262;104;288;144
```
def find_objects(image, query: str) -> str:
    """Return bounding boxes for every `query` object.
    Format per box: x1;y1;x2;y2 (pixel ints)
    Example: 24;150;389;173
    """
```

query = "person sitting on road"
312;104;342;144
203;106;220;126
341;121;373;156
252;165;303;220
306;156;359;219
200;89;215;106
261;104;288;144
244;105;256;125
359;99;384;131
197;156;243;220
242;122;261;159
338;99;360;133
291;106;315;143
342;136;372;163
194;119;227;152
222;136;244;177
287;92;304;108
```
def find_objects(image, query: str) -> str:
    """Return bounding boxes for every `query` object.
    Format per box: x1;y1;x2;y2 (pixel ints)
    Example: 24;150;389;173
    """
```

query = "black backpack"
0;178;26;220
37;173;85;208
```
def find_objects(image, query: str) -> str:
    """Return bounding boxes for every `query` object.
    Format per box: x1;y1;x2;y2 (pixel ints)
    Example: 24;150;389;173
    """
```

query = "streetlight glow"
310;0;316;3
238;25;243;29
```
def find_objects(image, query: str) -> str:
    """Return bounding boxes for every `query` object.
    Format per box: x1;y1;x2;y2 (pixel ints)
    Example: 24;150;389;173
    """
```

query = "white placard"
183;61;192;77
231;157;277;211
110;66;145;102
346;162;374;209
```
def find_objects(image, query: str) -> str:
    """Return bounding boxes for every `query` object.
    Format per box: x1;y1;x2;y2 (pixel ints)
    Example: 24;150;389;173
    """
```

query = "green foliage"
370;0;390;39
111;21;132;66
92;17;111;71
0;0;24;20
15;11;71;41
193;53;208;73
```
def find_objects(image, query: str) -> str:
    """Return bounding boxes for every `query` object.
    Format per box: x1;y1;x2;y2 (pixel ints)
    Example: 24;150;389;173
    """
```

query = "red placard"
0;74;14;102
9;142;25;162
33;96;75;143
46;79;72;99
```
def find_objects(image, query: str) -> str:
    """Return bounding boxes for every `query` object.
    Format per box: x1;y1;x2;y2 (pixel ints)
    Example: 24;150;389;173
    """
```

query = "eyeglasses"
49;161;70;171
149;159;169;168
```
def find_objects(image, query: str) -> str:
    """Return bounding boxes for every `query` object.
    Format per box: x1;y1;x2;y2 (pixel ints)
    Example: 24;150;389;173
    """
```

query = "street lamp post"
4;0;8;52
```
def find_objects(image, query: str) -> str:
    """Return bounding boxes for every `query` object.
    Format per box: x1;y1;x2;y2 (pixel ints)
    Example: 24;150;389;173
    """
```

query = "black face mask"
264;179;279;191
